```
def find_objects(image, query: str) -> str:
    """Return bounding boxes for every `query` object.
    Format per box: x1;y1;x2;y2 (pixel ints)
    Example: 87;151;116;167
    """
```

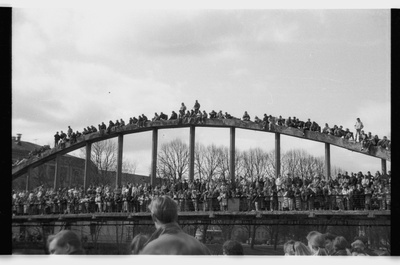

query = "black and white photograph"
6;0;397;261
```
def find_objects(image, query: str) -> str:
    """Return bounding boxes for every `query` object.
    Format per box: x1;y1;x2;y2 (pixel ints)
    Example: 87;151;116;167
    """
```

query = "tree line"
156;138;343;183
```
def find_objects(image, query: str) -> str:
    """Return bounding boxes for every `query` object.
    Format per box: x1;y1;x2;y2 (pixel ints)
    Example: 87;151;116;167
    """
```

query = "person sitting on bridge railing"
344;128;354;141
59;137;67;149
142;114;148;126
377;136;390;150
182;110;191;123
107;120;115;133
200;110;208;123
276;115;284;126
152;112;160;122
169;111;178;120
254;116;262;124
322;123;330;134
333;125;344;137
208;110;216;119
310;121;320;132
216;110;224;119
369;134;380;147
100;121;107;130
242;111;251;121
303;118;312;131
360;131;372;151
158;112;168;121
285;116;292;127
114;119;120;128
224;112;233;119
82;128;89;135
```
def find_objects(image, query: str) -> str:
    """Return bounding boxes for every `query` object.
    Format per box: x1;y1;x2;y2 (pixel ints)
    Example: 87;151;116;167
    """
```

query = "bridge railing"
12;194;391;216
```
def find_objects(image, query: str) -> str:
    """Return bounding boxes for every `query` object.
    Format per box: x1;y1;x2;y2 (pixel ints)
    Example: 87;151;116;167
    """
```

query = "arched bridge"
12;118;391;189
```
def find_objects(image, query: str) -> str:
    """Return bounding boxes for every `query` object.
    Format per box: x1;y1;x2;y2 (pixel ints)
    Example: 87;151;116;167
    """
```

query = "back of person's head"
351;240;365;251
324;232;337;253
294;241;312;256
308;233;327;255
324;232;336;242
333;236;349;251
130;234;149;254
306;231;321;242
354;235;368;246
283;240;296;255
148;195;178;224
47;230;83;254
222;240;244;255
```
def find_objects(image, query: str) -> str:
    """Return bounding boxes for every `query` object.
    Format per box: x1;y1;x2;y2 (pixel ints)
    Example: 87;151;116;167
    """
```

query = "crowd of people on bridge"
45;100;390;155
12;168;391;216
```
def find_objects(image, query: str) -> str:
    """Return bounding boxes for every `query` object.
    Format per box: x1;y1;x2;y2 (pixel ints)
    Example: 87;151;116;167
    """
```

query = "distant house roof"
12;140;42;152
12;139;83;162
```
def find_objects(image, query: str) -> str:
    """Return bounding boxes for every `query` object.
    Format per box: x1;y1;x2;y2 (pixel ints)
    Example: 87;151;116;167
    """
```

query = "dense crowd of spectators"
12;100;390;168
12;169;391;216
47;100;390;154
283;230;387;256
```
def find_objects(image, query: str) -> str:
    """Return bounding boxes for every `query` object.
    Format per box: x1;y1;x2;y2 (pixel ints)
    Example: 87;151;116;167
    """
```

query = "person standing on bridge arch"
179;102;187;118
354;118;364;142
193;100;200;114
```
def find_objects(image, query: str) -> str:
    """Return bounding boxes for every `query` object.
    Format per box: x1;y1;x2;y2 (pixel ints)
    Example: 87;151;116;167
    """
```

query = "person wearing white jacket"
354;118;364;142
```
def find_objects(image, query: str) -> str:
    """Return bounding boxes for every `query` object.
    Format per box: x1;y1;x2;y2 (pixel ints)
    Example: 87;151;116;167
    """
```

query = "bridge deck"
12;210;391;226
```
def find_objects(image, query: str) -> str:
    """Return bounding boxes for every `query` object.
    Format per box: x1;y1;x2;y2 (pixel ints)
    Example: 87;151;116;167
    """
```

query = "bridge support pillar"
84;142;92;191
54;155;61;190
381;159;387;175
189;126;195;181
151;129;158;186
275;133;281;178
325;143;331;179
230;127;236;186
116;135;124;189
26;167;32;192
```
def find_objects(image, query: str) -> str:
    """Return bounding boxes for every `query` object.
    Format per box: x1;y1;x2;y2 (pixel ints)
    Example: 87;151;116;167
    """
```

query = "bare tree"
215;146;243;182
157;138;189;183
195;143;222;181
242;148;269;182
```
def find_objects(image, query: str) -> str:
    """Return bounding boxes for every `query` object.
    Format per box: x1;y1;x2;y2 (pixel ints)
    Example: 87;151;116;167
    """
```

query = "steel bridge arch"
12;118;391;182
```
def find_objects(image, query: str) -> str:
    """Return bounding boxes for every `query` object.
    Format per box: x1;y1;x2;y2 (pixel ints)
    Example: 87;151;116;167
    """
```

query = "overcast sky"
11;8;391;175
